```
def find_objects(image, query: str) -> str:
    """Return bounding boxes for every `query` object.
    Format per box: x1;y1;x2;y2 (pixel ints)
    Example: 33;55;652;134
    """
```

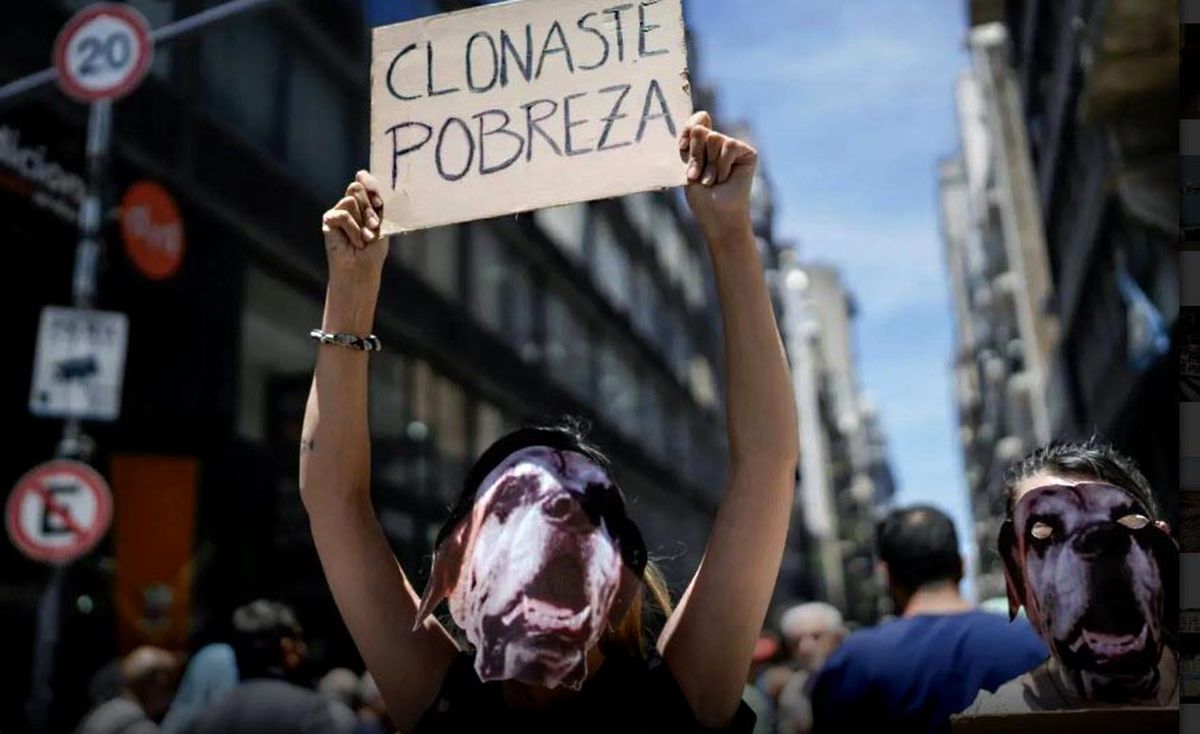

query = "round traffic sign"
121;180;185;280
53;3;154;103
5;460;113;564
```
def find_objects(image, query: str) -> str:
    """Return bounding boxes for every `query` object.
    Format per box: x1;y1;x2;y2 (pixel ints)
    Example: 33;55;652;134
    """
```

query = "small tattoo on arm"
301;438;317;453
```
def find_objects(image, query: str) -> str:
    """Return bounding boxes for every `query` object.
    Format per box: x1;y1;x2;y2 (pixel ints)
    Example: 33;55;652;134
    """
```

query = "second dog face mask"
416;446;643;690
1000;482;1178;701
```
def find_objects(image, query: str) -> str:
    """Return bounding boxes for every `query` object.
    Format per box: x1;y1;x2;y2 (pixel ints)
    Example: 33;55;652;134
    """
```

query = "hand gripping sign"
370;0;693;233
6;460;113;564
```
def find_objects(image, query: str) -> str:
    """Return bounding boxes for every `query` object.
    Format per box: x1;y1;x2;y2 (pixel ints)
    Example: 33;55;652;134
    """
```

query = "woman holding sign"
300;112;797;733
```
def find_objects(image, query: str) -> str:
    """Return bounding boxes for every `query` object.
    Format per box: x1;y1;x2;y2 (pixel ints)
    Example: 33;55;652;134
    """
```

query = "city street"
1;1;1184;733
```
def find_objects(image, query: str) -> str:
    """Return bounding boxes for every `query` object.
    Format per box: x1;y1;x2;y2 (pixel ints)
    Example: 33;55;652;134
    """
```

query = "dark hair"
231;600;303;678
434;417;670;657
435;417;611;549
876;505;962;592
1002;439;1158;519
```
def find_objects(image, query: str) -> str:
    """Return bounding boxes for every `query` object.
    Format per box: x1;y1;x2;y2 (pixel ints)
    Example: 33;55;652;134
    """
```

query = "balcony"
1078;0;1178;124
967;0;1005;28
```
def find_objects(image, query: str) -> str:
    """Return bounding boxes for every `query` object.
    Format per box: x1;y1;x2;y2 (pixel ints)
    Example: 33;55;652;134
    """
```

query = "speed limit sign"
53;3;154;103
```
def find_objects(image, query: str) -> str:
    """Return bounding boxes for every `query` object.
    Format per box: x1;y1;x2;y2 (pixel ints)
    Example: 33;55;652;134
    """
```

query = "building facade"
2;1;734;730
939;23;1058;602
776;259;895;624
945;1;1180;600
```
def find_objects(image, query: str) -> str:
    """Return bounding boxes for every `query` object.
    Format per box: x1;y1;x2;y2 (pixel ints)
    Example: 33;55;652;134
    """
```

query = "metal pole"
55;99;110;461
0;0;281;106
27;100;111;734
26;566;65;734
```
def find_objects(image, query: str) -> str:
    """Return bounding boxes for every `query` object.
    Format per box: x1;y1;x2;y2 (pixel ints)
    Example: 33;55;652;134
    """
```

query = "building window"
545;291;593;400
369;352;409;440
236;268;322;443
407;361;469;502
535;204;586;262
285;52;352;203
597;341;638;430
395;225;459;301
435;376;468;501
475;401;510;457
633;265;659;339
199;14;283;154
471;225;507;335
470;225;539;361
681;247;708;310
624;193;656;238
654;207;686;285
591;216;632;312
641;380;667;459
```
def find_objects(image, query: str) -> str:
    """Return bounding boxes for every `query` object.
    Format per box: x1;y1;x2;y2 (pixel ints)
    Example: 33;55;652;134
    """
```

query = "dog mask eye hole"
1116;514;1150;530
1030;522;1053;541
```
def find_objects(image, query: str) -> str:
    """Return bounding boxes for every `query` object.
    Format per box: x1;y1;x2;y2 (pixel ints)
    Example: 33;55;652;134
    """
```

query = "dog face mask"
1000;482;1178;701
415;446;644;690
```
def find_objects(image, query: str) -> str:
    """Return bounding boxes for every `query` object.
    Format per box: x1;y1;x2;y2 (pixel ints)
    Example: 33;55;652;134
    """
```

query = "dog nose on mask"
1071;522;1131;559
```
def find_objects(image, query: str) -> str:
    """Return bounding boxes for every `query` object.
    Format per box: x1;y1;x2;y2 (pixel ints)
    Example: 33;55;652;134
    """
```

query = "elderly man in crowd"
76;646;180;734
775;602;846;734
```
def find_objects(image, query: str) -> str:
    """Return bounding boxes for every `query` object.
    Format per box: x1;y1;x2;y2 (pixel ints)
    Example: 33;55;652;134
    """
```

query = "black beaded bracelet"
309;329;382;352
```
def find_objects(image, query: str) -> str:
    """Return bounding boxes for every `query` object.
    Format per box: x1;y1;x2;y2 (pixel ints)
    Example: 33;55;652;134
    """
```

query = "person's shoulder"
959;674;1029;717
965;613;1047;653
77;698;149;734
831;618;908;656
958;660;1055;717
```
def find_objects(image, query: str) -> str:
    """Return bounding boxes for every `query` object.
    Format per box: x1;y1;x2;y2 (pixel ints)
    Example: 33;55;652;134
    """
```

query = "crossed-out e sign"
370;0;693;233
6;460;113;564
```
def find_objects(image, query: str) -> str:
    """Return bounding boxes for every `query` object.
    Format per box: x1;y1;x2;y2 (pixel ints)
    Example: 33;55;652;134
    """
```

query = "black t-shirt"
414;646;756;733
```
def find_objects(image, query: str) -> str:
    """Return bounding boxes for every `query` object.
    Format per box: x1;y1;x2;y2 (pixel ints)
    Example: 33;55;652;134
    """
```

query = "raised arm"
657;113;800;726
299;171;458;732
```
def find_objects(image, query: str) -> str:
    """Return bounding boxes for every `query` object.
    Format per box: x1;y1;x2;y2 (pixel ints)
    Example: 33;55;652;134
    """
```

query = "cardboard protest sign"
951;707;1177;734
370;0;692;233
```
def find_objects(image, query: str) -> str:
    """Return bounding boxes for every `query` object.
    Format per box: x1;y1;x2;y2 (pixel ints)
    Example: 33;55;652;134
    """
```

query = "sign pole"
57;98;111;461
29;99;112;732
25;566;64;734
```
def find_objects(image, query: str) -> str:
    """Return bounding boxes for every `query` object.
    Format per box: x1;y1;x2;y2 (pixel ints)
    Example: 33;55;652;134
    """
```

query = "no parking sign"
5;460;113;564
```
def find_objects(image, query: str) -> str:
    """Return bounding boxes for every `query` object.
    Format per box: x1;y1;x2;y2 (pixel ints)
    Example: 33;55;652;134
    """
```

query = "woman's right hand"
322;170;389;283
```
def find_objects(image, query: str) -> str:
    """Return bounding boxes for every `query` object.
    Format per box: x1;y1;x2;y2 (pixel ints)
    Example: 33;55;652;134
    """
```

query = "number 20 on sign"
53;3;154;103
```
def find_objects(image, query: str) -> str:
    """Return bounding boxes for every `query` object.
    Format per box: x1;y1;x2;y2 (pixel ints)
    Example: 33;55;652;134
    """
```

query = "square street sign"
29;306;129;421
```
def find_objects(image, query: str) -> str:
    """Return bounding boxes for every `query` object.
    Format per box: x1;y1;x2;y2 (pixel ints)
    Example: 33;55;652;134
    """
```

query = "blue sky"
687;2;977;593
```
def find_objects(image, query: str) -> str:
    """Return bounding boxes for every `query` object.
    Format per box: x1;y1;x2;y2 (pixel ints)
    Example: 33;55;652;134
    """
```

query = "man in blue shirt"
810;506;1047;734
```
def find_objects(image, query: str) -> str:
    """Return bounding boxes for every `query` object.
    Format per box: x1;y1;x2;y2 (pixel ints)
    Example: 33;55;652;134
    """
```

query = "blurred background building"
944;0;1179;603
1;1;895;730
774;259;896;625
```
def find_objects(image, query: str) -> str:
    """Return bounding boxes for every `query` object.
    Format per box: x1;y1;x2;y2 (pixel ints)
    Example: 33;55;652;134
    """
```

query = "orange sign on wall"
120;180;185;280
111;454;198;653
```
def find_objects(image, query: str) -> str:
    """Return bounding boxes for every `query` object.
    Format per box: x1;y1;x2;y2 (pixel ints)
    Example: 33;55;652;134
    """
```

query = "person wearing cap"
808;506;1047;734
299;111;798;733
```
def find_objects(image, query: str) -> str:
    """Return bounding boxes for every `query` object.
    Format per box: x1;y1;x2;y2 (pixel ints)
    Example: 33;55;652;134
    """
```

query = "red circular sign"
5;460;113;564
53;3;154;103
121;180;185;280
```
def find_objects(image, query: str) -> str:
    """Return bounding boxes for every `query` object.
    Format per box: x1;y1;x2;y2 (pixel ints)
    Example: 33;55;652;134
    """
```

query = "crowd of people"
70;438;1179;734
76;600;394;734
739;441;1179;734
